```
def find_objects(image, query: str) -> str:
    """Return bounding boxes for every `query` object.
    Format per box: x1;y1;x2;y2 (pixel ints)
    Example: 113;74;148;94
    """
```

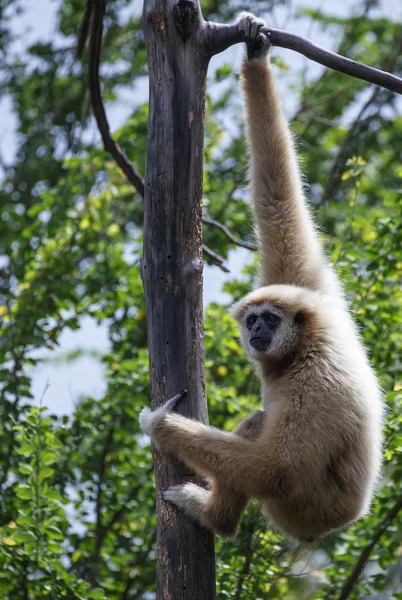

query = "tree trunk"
141;0;215;598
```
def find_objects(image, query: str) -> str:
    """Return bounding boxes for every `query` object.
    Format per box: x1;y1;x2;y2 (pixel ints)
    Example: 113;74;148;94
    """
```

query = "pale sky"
2;0;401;415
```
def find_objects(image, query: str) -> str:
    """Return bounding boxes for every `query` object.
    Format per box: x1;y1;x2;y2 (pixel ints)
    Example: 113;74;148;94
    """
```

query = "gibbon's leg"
233;409;266;440
163;482;248;538
204;483;248;537
139;395;268;494
161;413;262;536
238;13;336;293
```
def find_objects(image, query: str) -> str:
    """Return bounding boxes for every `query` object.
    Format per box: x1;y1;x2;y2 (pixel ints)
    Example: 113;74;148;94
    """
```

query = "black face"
246;310;281;352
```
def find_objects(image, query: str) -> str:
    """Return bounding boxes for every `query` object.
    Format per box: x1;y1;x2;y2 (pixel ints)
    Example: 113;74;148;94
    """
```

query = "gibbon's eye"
246;315;257;330
262;312;280;325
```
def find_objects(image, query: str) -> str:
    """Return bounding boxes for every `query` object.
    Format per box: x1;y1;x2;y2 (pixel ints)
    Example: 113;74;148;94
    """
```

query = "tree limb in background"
337;493;402;600
203;216;257;251
80;0;145;198
319;31;402;205
206;23;402;95
76;0;92;60
319;86;383;206
203;244;230;273
77;0;228;268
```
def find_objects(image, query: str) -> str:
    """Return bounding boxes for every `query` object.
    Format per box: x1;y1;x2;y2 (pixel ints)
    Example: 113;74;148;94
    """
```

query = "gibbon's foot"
163;482;210;527
237;12;271;60
139;389;187;435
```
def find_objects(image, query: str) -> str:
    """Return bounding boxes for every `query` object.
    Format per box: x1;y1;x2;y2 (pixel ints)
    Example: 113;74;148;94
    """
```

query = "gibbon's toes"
138;406;153;435
163;483;210;525
162;484;187;506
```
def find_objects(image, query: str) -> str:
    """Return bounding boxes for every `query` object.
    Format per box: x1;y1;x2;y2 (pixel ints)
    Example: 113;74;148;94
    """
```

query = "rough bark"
141;1;215;598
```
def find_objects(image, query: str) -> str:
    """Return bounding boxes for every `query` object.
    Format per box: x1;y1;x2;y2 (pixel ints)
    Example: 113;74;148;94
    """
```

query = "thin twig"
85;0;145;197
319;85;382;205
337;492;402;600
203;216;257;251
320;30;402;205
88;423;115;586
203;244;230;273
234;527;256;600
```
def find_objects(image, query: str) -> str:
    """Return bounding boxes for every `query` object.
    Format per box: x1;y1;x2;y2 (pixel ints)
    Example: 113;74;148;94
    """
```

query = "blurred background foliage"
0;0;401;597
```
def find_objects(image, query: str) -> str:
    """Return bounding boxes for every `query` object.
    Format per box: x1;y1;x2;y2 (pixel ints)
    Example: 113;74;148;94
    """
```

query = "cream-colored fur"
139;13;384;540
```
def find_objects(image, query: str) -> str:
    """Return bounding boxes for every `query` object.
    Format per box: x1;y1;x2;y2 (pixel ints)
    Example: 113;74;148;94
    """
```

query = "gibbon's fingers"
237;12;271;60
164;389;188;412
138;389;187;436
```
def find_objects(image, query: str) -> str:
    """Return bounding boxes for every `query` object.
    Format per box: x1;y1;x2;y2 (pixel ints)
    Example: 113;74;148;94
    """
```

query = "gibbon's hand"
139;389;187;436
237;12;271;61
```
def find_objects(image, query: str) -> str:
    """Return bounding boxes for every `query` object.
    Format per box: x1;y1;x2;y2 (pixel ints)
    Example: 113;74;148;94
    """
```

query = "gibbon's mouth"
250;337;272;351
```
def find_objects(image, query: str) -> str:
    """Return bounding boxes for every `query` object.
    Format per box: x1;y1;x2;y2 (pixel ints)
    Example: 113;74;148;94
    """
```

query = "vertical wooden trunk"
141;0;216;598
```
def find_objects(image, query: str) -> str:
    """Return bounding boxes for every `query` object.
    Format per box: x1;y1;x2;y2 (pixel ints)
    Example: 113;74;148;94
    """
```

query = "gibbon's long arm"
140;401;287;497
242;58;334;292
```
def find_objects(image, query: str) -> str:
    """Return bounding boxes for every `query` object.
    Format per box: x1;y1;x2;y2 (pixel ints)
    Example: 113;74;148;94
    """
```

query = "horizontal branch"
205;22;402;95
203;244;230;272
203;216;257;251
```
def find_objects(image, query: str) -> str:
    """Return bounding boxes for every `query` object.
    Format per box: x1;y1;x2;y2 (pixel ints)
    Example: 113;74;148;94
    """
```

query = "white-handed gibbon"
139;12;384;541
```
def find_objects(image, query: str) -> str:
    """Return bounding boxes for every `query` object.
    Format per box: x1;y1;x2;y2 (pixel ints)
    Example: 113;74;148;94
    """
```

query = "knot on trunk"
173;0;199;43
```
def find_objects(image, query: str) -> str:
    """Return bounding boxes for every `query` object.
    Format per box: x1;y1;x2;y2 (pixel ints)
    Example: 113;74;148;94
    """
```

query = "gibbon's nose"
250;319;274;351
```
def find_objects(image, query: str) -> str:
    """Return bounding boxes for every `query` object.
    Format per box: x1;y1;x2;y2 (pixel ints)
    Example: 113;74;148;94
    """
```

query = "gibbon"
139;12;384;541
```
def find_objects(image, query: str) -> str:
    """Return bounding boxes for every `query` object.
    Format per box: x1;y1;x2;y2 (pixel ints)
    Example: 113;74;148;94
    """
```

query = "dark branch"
319;32;402;205
203;244;230;273
85;0;145;197
234;527;256;600
337;493;402;600
205;22;402;95
104;477;149;533
203;216;257;251
319;86;382;205
76;0;92;59
89;423;115;586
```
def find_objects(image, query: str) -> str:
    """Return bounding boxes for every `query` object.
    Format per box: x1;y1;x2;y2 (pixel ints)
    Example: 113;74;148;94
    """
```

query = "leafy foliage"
0;0;401;598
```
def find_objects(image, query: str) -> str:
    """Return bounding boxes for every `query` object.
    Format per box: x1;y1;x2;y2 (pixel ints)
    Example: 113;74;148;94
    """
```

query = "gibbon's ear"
231;298;246;322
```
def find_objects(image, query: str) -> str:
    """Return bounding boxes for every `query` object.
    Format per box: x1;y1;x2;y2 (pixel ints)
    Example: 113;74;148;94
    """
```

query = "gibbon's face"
245;306;282;352
241;302;288;359
232;286;309;361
